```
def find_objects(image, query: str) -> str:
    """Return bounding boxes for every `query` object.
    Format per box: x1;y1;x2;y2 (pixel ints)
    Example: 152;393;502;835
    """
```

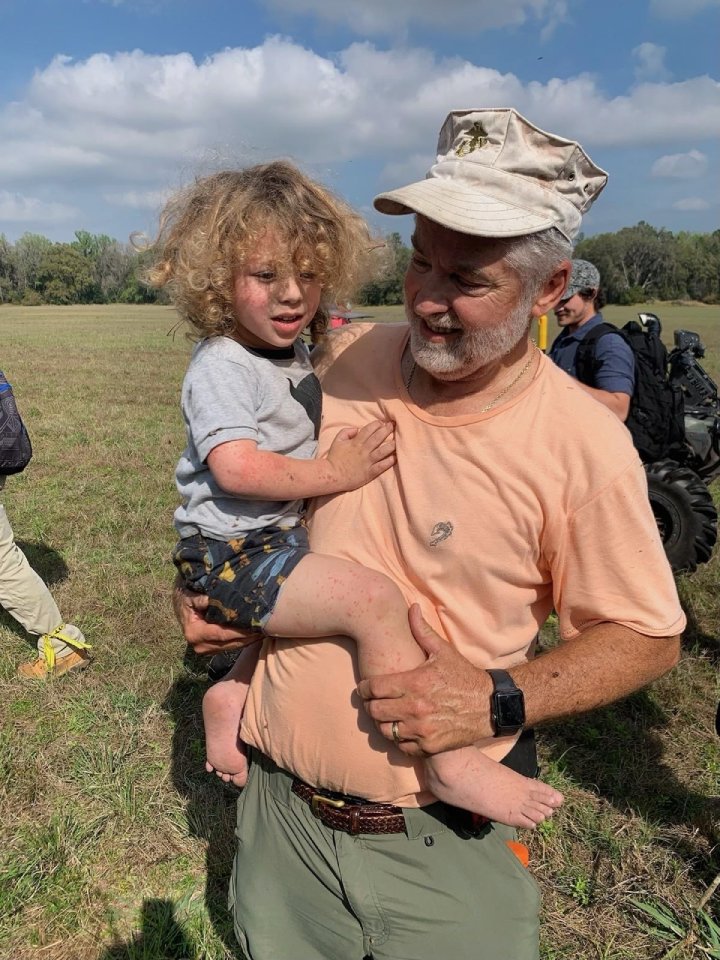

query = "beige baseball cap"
374;108;608;241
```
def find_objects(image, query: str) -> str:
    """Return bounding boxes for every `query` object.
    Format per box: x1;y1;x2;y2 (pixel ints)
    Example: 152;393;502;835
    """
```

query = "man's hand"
172;577;260;655
356;604;494;757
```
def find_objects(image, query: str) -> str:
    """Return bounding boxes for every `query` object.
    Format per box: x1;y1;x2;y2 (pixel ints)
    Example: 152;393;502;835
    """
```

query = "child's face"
231;232;322;349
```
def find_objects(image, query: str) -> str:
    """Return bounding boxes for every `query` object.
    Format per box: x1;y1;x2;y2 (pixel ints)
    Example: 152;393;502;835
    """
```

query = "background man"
178;108;683;960
549;258;635;421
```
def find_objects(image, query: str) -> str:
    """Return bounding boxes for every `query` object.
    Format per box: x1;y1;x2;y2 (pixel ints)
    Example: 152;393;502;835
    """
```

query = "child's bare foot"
425;746;564;830
202;676;249;788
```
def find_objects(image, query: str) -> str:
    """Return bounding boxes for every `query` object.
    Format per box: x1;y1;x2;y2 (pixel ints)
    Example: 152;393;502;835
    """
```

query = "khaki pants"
229;751;540;960
0;501;78;657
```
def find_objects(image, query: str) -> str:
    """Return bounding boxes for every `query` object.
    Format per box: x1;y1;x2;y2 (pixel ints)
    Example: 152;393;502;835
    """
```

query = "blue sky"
0;0;718;244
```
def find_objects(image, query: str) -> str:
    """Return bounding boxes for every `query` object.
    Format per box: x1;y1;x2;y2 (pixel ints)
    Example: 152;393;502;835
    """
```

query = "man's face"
403;217;535;381
554;291;595;330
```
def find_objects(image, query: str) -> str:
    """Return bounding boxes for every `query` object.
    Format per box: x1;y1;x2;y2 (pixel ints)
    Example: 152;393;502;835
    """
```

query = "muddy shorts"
173;525;310;630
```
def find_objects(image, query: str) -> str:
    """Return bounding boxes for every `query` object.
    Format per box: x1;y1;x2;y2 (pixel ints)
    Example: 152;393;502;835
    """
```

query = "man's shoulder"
313;323;406;380
540;357;636;439
536;359;640;495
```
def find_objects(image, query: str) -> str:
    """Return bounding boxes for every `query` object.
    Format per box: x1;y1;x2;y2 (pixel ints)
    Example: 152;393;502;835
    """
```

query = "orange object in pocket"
506;840;530;868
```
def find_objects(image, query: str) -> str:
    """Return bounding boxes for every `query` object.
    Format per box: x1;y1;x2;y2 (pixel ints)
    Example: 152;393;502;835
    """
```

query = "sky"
0;0;718;245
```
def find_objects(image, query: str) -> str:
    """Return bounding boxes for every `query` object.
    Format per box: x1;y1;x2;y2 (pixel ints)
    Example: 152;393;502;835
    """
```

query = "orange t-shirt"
241;323;685;805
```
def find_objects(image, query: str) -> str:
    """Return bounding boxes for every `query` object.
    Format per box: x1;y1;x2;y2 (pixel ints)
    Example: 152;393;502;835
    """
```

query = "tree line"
0;231;159;306
1;222;718;307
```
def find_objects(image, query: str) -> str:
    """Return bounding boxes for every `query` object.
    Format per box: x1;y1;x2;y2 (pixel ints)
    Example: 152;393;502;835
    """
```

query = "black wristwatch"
488;669;526;737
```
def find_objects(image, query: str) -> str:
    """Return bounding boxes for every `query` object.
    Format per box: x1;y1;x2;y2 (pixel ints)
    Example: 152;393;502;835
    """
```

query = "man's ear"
531;260;571;318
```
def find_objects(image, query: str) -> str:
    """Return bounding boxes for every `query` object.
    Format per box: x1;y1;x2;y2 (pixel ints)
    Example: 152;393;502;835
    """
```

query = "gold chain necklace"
406;342;537;413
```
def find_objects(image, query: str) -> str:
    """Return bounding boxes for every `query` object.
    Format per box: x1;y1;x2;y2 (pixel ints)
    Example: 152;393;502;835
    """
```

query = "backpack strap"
574;323;624;387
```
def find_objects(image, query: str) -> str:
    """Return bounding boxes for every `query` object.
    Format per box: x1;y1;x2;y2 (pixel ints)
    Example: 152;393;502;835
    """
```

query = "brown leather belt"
291;779;407;835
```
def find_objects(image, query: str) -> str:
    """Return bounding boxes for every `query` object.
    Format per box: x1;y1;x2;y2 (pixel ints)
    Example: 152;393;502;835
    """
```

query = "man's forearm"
512;622;681;731
358;612;682;756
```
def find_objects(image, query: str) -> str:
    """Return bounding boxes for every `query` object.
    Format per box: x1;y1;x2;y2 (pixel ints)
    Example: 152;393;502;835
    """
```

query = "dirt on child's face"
230;232;322;349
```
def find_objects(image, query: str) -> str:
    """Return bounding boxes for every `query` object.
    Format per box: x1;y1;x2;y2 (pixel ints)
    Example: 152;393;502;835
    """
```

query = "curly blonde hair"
145;161;378;342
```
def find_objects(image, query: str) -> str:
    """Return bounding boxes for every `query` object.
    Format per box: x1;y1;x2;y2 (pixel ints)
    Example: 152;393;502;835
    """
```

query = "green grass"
0;303;717;960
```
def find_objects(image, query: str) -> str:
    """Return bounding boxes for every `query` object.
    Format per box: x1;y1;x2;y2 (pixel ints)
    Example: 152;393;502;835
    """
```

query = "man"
549;259;635;421
178;108;683;960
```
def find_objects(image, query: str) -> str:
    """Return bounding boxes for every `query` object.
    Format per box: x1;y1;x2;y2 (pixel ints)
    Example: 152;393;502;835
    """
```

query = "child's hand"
326;420;396;491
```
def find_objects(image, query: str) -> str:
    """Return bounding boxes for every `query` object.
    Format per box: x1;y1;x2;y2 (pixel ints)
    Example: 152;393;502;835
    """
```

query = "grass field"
0;303;717;960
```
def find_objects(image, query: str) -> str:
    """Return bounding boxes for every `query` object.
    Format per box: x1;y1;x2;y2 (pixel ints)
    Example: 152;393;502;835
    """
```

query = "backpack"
574;320;686;463
0;371;33;475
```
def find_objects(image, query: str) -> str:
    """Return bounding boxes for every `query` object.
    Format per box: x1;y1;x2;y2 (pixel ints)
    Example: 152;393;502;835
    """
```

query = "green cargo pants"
229;751;540;960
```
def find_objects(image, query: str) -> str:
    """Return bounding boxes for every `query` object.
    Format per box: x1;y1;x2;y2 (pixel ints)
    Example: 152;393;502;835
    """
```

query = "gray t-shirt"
174;336;321;540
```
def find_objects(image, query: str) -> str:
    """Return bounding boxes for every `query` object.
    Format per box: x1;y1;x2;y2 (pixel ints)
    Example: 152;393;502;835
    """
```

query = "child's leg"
203;642;261;787
266;554;423;677
267;555;564;827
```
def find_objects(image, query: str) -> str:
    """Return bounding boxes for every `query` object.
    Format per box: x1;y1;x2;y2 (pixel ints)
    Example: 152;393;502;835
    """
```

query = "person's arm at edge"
357;604;681;757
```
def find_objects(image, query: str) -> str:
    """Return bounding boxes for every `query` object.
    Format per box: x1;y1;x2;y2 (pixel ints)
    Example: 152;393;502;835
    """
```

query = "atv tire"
645;460;718;574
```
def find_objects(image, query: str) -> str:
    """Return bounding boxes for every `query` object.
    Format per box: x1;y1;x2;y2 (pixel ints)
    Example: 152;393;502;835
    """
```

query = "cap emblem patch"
455;121;490;157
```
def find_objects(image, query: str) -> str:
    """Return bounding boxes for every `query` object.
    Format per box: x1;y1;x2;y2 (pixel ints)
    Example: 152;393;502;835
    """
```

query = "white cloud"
265;0;565;34
672;197;711;210
651;150;708;178
0;190;78;223
0;40;718;238
2;42;718;194
632;42;671;82
651;0;720;17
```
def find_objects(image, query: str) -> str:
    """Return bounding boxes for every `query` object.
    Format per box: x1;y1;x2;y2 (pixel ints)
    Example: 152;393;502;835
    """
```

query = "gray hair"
501;228;572;298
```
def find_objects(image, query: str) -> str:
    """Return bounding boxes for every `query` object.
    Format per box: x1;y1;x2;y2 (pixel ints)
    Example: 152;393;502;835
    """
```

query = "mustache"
413;313;460;330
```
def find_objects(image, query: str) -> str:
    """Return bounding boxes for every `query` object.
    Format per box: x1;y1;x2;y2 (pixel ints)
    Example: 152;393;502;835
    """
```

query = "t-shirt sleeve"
594;334;636;395
552;458;686;640
184;355;260;463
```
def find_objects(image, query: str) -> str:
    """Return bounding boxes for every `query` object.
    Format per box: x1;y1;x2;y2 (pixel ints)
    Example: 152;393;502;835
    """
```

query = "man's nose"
410;273;450;317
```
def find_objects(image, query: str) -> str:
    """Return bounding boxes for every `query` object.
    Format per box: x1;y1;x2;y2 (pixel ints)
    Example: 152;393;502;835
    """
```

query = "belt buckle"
311;793;346;818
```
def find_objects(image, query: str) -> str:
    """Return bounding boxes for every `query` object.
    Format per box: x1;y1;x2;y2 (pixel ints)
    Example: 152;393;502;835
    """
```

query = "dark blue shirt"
549;313;635;396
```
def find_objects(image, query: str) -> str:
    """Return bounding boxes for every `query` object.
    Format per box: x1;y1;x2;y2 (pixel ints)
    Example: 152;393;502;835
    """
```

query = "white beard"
408;293;534;380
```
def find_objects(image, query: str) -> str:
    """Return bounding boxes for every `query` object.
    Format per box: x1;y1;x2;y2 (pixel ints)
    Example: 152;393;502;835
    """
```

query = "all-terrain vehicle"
639;312;719;573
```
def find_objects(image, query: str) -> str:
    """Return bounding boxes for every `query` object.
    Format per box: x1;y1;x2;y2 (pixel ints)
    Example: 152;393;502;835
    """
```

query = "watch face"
496;690;525;728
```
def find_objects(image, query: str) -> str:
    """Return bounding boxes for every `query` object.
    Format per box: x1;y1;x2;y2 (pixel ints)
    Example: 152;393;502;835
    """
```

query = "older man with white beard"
178;108;684;960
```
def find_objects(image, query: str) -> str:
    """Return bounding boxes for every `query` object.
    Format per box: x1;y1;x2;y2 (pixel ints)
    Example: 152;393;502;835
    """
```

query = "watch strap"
487;668;519;694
